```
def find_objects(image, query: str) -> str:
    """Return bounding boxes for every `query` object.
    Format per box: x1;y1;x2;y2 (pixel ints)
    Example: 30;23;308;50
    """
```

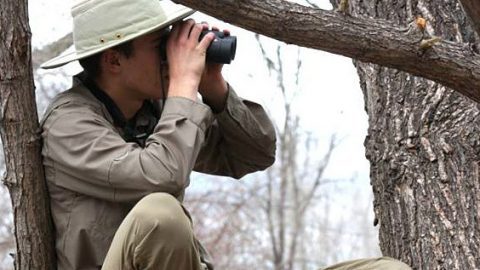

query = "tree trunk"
349;0;480;268
0;0;56;269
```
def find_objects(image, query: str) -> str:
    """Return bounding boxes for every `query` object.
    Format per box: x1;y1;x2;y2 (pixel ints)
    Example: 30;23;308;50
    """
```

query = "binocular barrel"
160;30;237;64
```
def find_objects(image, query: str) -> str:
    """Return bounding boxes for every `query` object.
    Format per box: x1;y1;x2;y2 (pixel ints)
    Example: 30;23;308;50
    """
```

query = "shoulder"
40;84;110;130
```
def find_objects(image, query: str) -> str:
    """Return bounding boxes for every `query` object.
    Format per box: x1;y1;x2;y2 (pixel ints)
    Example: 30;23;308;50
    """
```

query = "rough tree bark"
458;0;480;36
0;0;55;269
349;1;480;268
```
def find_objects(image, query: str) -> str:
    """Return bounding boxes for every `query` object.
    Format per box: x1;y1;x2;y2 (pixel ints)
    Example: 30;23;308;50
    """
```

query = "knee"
323;257;411;270
128;193;193;241
376;257;411;270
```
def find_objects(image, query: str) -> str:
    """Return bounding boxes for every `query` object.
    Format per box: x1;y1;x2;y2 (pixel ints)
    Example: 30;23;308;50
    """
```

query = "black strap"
82;76;159;146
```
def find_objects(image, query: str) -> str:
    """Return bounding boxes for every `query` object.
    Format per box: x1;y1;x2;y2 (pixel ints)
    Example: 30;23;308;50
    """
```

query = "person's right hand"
166;19;215;101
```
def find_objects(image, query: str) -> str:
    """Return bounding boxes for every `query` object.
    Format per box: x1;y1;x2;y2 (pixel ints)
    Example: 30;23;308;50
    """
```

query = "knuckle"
174;37;185;46
194;24;202;31
196;46;207;55
178;39;187;46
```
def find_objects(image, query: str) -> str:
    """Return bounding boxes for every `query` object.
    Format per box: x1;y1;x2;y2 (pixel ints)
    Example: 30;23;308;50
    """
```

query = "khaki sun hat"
41;0;195;69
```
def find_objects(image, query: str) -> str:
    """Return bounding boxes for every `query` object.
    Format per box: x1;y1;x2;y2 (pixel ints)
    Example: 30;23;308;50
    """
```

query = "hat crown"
40;0;194;69
72;0;167;54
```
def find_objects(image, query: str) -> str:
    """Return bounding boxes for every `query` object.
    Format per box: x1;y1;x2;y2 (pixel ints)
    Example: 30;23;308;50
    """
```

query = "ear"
101;49;123;74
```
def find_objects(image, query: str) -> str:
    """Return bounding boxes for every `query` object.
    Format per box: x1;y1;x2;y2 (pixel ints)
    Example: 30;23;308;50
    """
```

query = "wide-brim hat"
41;0;195;69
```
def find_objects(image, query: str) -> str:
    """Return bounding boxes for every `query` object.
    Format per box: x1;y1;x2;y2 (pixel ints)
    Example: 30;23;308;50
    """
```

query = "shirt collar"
80;73;129;128
74;72;160;146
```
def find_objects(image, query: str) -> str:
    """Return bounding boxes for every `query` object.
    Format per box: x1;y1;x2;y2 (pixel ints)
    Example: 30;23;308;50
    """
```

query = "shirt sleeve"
194;86;277;178
42;97;214;203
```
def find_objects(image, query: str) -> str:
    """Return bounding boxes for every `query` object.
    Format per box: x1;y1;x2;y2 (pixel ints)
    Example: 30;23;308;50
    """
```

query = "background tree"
253;35;337;270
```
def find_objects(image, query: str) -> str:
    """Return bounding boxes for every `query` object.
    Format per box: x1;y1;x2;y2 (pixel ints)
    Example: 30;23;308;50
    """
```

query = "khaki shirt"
41;76;276;270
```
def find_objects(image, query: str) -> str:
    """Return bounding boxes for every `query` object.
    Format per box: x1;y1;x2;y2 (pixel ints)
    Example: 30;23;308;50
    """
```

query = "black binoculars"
160;30;237;64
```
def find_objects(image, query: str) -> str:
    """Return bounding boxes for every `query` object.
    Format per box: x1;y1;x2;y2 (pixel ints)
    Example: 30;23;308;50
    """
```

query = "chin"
144;96;160;101
150;93;163;100
141;89;162;100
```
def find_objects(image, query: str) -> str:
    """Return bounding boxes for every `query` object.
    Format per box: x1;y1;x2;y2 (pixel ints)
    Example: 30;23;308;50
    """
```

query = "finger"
211;26;219;32
189;23;204;41
223;29;231;36
168;21;182;40
179;19;196;41
198;32;215;51
200;21;209;29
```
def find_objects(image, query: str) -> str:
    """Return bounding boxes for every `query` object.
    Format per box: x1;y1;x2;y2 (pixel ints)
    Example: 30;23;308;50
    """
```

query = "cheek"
143;55;161;79
146;58;165;98
133;60;159;85
121;69;136;88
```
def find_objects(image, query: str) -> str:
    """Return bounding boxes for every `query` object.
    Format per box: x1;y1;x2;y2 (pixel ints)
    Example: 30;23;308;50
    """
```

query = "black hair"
79;40;134;79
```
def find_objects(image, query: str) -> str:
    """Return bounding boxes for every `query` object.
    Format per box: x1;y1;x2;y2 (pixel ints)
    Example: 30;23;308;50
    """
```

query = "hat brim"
41;8;195;69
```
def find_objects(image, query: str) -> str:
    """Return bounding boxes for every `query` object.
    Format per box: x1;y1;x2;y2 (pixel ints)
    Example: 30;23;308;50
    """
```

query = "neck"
95;77;143;120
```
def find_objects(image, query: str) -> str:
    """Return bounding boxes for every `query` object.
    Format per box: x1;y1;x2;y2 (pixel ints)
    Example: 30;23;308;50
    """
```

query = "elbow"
263;151;276;169
140;168;186;196
264;125;277;165
261;133;277;169
136;151;189;195
256;136;277;171
230;146;277;180
257;147;276;172
153;168;180;189
251;134;278;174
153;158;192;194
168;167;190;192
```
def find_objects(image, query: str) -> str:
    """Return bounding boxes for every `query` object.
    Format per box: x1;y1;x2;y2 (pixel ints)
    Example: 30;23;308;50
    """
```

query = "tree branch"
458;0;480;38
174;0;480;103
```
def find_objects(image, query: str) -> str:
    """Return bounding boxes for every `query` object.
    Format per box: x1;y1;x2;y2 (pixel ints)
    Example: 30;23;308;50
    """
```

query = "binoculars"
160;30;237;64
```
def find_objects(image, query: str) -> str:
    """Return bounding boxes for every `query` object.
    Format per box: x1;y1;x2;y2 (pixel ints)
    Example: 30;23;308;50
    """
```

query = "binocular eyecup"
200;30;236;64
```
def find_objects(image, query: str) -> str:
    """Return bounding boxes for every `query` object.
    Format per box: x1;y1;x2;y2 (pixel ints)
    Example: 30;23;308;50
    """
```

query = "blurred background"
0;0;381;269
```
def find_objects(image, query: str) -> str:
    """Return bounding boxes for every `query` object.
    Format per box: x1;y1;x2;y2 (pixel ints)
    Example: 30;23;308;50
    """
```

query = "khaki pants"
102;193;210;270
102;193;411;270
322;257;412;269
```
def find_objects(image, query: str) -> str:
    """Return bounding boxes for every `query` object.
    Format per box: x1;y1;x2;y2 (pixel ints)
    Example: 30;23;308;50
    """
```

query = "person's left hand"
198;23;230;112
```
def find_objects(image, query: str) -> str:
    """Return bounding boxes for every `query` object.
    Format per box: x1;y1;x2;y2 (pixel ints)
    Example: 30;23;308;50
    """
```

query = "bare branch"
32;32;73;71
299;135;336;215
304;0;321;9
174;0;480;103
254;34;277;77
458;0;480;38
265;168;280;262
